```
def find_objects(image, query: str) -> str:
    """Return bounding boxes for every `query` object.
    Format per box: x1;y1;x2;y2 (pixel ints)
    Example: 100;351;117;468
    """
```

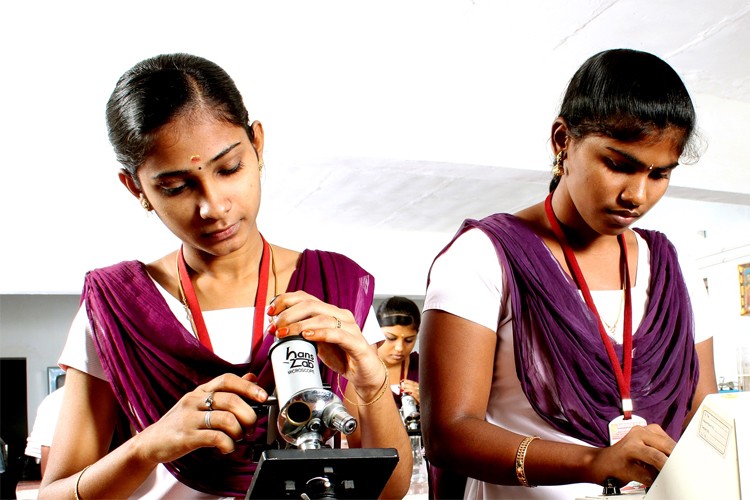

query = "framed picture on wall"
47;366;66;394
741;263;750;316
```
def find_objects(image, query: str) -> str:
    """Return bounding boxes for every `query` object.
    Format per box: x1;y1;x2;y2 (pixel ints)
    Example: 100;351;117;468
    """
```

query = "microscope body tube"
270;335;322;407
269;336;357;449
400;393;420;433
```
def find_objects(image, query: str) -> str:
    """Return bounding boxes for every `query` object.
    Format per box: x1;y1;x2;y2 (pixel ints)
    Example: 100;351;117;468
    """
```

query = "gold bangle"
515;436;539;487
75;465;92;500
339;359;389;407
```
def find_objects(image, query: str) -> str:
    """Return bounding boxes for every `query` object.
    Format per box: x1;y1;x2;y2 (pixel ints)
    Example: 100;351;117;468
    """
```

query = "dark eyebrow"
152;169;190;180
606;146;679;170
210;142;242;163
151;142;243;180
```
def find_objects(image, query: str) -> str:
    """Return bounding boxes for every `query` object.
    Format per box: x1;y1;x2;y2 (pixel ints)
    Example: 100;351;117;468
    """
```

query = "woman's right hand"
589;423;676;487
268;291;385;392
400;378;420;404
133;372;268;465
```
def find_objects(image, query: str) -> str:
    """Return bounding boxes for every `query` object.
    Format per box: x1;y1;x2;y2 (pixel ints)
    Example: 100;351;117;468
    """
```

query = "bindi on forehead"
605;146;679;171
190;154;202;170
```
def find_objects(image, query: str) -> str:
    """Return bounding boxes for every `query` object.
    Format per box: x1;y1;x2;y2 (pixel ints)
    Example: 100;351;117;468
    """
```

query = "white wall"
697;250;750;386
0;295;80;426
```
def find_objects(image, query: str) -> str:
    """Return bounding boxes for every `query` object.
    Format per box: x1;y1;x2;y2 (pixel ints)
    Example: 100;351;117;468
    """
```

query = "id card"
608;414;647;445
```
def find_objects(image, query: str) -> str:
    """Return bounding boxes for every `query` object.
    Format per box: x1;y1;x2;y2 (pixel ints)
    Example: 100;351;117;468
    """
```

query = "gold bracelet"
515;436;539;487
75;465;92;500
339;359;389;407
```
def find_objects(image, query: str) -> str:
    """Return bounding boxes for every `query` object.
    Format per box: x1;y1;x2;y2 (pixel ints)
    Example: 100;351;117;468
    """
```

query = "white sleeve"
58;303;109;381
24;387;65;458
676;246;714;344
424;228;505;332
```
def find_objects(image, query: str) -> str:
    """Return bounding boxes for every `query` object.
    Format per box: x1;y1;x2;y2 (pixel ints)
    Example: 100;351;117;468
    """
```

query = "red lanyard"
544;194;634;419
177;236;271;357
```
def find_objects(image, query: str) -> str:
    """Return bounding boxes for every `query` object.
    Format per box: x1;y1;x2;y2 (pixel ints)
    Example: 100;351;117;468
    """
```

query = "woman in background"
420;48;717;499
376;296;421;406
377;296;435;497
39;53;411;500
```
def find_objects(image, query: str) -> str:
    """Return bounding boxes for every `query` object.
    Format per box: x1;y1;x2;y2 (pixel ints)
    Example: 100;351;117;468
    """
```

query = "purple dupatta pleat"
443;215;699;447
83;249;374;497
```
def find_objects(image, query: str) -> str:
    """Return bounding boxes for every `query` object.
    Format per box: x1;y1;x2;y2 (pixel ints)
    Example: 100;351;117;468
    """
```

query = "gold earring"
552;150;566;177
258;159;264;174
140;196;151;211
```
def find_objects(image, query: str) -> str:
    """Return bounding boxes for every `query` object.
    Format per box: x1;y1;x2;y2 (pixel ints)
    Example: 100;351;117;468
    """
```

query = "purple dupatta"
83;249;374;497
445;214;699;447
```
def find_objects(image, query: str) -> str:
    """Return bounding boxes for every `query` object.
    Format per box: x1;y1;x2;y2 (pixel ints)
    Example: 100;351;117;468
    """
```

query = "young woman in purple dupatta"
39;53;411;500
420;49;718;499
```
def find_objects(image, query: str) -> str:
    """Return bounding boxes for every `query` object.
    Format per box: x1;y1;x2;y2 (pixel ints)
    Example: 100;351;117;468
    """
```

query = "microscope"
400;393;420;434
399;391;428;491
270;335;356;450
246;336;399;499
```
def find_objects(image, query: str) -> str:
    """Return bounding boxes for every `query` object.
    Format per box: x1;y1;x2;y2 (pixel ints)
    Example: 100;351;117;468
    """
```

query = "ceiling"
1;0;749;295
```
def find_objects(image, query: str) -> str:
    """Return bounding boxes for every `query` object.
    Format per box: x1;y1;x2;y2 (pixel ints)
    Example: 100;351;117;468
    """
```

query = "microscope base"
245;447;399;499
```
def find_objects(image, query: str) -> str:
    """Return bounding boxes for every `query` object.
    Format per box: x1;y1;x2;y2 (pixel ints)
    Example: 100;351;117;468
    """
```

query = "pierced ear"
118;170;142;199
551;117;570;154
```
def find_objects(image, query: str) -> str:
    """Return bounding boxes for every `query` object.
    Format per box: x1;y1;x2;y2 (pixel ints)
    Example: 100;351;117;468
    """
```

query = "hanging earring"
552;150;566;177
258;159;264;174
140;196;151;211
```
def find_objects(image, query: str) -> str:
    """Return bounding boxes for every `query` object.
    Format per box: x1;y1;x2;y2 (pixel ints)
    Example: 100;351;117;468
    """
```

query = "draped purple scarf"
83;249;374;497
449;214;699;447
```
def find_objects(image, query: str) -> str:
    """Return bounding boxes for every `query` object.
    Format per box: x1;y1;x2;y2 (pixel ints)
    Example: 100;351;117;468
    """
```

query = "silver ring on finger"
333;316;341;329
204;392;215;411
205;410;212;430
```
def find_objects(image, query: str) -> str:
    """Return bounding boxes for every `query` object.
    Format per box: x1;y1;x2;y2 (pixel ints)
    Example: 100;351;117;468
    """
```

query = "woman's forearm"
344;380;412;499
425;415;599;487
39;435;158;499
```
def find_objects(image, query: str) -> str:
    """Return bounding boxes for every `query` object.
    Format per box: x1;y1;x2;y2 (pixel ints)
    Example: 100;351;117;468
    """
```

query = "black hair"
376;296;421;332
106;53;253;182
550;48;700;191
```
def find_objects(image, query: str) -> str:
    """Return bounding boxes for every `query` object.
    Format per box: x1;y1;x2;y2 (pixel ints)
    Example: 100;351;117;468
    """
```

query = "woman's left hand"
400;379;420;404
267;291;384;392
